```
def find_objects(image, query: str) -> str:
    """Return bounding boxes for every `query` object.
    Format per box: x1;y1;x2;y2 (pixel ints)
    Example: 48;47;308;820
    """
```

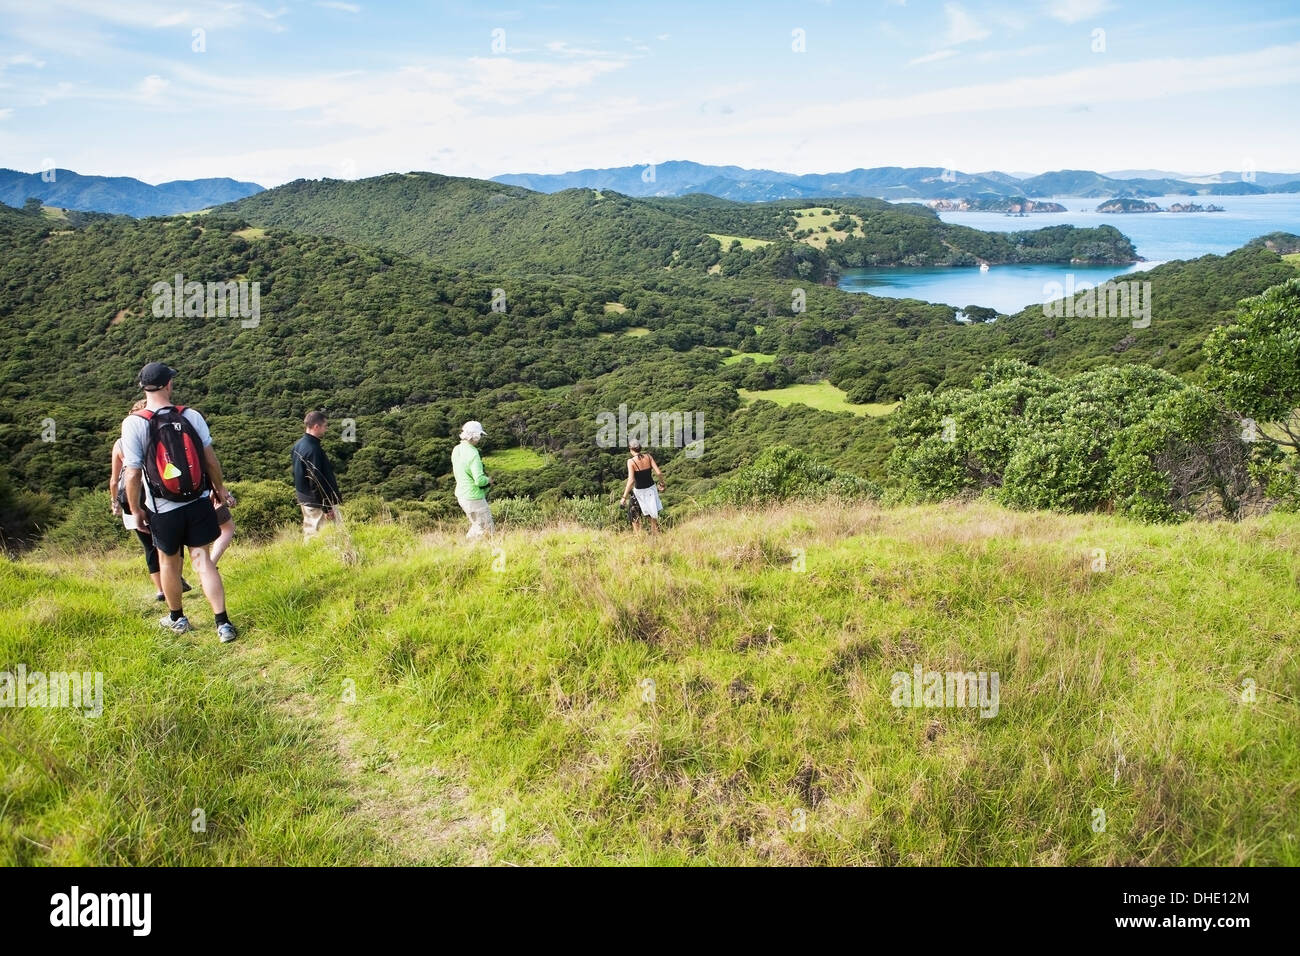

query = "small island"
1097;198;1162;213
1097;198;1225;213
927;197;1067;213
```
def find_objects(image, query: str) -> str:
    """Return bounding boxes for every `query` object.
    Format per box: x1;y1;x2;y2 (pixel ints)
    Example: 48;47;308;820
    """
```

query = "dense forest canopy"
1;182;1296;542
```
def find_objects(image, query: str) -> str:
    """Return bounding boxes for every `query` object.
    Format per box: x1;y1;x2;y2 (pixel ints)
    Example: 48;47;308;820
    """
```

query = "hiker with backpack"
109;399;193;602
619;440;666;534
292;410;343;541
452;420;494;539
119;363;239;643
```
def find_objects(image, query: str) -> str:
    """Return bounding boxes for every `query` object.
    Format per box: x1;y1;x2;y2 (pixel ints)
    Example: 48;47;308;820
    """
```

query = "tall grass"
2;500;1296;865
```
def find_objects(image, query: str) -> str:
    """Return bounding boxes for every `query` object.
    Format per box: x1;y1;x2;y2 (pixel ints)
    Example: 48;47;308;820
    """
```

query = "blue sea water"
838;193;1300;313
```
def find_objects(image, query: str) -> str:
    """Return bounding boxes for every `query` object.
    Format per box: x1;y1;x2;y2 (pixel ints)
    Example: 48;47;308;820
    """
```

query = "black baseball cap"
138;362;177;390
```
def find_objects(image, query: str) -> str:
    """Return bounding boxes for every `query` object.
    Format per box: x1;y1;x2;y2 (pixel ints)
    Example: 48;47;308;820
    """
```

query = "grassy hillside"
738;381;895;415
2;500;1296;865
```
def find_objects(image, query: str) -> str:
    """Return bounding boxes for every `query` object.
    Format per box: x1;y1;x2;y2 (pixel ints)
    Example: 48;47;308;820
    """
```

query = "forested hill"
0;208;1292;516
0;199;43;238
221;172;1137;279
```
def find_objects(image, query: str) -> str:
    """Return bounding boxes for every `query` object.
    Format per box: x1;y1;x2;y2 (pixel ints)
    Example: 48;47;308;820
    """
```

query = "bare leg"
190;545;226;614
150;571;163;593
210;520;234;565
649;517;660;535
158;549;186;612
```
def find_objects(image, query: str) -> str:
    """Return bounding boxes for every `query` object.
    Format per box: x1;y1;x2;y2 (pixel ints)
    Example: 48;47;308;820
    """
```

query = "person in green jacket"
452;420;494;539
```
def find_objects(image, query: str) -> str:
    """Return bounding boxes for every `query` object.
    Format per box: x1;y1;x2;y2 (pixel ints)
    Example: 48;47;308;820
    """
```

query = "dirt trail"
252;653;491;865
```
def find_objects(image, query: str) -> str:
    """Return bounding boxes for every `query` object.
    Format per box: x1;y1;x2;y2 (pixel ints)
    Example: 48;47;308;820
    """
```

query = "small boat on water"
979;262;990;273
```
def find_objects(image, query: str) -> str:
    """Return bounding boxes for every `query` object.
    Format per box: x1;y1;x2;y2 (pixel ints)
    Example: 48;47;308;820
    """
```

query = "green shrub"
1204;276;1300;506
887;360;1061;501
487;495;625;530
1107;388;1254;522
0;461;59;550
342;494;393;524
1205;277;1300;425
997;367;1196;513
710;445;879;506
227;479;301;541
1250;452;1300;512
554;495;624;529
393;498;456;531
885;360;1267;520
42;490;123;552
491;496;545;528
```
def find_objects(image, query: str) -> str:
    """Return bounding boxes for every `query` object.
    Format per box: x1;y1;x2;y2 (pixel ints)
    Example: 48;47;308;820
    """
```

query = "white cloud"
909;49;958;66
943;3;991;45
545;41;620;59
1045;0;1115;25
0;0;292;44
32;51;630;120
4;53;46;67
315;1;361;12
8;14;1296;189
0;107;13;120
725;42;1300;132
138;74;169;96
460;57;628;105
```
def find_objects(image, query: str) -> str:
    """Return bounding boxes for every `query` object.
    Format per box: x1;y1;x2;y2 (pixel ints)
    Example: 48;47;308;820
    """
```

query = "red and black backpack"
133;405;208;502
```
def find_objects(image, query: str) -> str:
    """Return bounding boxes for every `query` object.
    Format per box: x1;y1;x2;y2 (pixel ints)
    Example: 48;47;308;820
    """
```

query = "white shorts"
632;486;661;519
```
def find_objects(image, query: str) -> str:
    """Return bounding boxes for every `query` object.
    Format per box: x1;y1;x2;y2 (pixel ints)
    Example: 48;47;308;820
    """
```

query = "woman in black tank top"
619;440;665;533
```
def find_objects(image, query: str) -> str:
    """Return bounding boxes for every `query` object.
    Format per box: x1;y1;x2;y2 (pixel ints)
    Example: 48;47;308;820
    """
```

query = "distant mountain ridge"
0;168;264;217
1105;169;1300;187
8;163;1296;214
493;160;1300;202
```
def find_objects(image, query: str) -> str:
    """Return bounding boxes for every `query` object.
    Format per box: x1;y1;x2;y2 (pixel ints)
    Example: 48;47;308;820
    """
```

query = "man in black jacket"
292;410;342;541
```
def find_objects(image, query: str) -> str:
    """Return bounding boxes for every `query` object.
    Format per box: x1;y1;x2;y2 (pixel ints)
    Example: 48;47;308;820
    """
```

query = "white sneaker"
160;614;192;634
217;622;238;644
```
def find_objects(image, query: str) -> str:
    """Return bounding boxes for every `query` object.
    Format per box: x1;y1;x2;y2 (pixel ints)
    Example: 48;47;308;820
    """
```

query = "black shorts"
148;498;221;556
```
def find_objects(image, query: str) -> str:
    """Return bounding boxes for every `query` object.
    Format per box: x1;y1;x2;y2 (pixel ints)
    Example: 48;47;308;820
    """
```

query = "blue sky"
1;0;1297;187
